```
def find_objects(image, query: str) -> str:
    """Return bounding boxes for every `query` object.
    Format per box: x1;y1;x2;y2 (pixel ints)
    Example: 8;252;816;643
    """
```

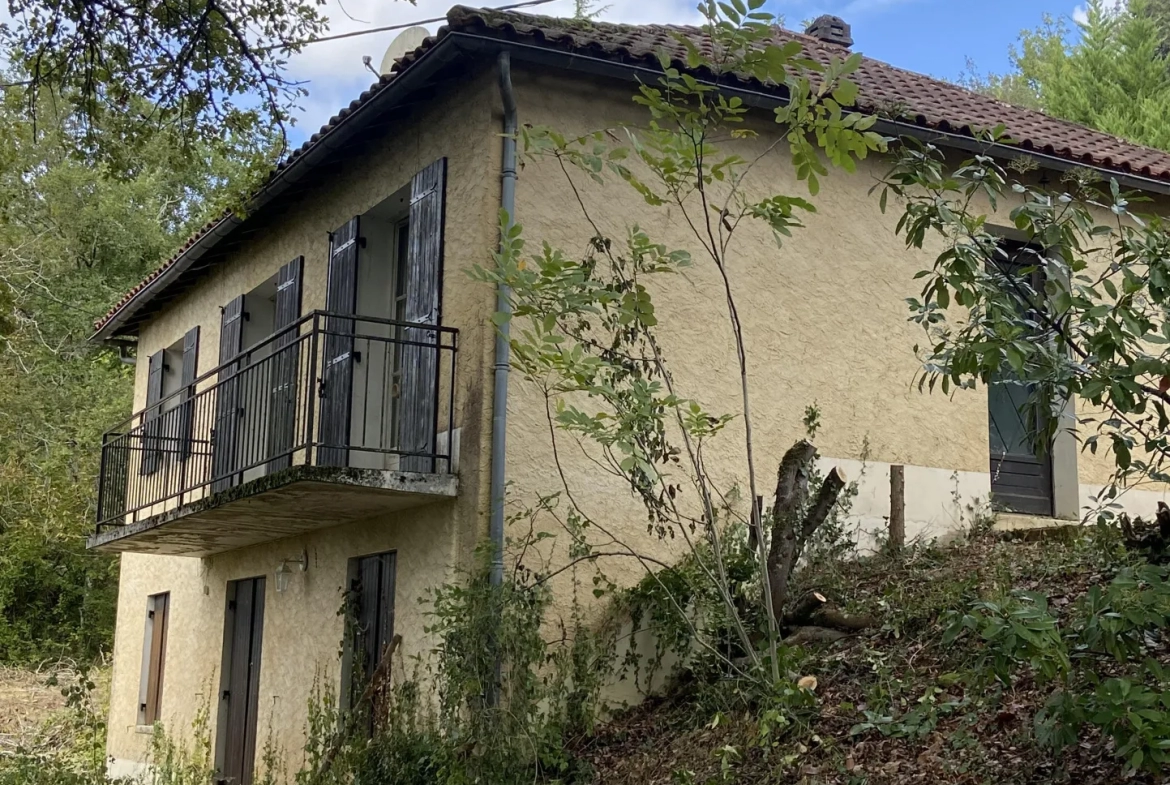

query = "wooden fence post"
889;464;905;552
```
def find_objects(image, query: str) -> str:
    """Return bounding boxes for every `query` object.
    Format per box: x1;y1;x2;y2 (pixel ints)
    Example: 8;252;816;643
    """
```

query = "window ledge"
134;724;155;735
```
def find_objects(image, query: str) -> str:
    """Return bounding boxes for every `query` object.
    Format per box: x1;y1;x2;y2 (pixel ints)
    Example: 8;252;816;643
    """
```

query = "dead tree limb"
782;589;875;639
783;626;852;646
783;590;828;626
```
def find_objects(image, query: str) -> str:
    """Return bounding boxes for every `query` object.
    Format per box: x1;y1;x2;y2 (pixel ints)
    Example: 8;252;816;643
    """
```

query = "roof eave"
453;30;1170;195
96;24;1170;342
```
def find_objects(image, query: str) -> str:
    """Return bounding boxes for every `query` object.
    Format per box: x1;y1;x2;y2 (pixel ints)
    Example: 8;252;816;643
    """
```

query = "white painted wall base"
821;455;1170;551
820;456;991;552
107;757;149;780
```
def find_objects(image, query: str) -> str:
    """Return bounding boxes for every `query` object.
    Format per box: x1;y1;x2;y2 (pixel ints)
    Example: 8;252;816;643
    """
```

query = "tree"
1;0;328;150
476;1;885;682
0;86;265;661
964;0;1170;151
878;129;1170;523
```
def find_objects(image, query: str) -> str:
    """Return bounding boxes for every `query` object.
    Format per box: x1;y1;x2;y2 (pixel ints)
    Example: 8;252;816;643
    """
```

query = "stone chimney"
805;14;853;48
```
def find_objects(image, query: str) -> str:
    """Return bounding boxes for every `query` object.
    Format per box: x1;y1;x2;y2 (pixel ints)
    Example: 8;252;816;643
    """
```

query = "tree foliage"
1;0;328;151
964;0;1170;151
879;130;1170;517
0;84;265;661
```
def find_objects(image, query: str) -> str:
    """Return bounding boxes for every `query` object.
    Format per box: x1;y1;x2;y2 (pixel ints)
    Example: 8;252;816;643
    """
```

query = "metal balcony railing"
95;311;458;531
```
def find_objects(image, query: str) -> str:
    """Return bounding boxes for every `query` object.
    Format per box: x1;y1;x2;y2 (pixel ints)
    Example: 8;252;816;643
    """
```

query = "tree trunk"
766;440;847;623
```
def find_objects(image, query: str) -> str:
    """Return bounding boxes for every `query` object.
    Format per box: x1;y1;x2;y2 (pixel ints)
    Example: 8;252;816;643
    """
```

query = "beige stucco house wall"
105;69;500;778
501;64;1170;623
101;50;1170;781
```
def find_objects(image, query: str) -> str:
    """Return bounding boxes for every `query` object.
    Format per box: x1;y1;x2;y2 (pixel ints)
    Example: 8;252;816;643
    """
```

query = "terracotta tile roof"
453;6;1170;177
95;4;1170;336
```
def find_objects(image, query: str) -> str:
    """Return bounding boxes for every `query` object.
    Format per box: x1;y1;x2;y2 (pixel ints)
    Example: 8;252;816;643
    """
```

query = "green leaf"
832;79;859;107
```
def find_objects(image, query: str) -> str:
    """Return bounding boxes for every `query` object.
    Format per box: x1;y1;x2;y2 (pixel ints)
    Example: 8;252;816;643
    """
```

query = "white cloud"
285;0;705;139
1072;0;1125;26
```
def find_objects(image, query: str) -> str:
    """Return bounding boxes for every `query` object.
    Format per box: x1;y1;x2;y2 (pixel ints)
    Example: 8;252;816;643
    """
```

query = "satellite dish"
380;26;430;75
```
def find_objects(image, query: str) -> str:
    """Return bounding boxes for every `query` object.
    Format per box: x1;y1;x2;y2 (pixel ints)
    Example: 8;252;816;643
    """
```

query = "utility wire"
275;0;558;48
0;0;561;89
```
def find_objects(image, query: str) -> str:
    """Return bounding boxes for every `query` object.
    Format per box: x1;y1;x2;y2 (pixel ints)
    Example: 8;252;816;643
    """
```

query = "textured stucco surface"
106;67;500;777
500;64;1170;633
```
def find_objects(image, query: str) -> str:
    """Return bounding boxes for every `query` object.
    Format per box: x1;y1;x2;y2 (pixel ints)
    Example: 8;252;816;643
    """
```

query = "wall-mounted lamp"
275;549;308;593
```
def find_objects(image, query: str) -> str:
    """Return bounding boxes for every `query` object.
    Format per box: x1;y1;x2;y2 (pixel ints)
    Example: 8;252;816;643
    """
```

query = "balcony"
89;311;459;557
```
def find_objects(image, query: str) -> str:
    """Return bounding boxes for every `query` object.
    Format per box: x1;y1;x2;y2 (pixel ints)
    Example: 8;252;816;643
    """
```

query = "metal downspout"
490;51;517;591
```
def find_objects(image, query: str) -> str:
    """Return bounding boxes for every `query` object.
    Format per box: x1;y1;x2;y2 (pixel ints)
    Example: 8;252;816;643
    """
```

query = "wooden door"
987;239;1055;516
319;218;359;466
398;159;446;473
216;577;265;785
340;551;396;718
989;375;1054;516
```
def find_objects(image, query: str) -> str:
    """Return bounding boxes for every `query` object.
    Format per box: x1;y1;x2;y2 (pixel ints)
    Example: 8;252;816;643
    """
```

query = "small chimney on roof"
805;14;853;48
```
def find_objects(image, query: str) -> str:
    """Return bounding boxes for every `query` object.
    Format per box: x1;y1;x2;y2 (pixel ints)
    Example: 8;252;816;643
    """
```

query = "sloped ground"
0;664;107;762
0;665;68;754
574;528;1168;784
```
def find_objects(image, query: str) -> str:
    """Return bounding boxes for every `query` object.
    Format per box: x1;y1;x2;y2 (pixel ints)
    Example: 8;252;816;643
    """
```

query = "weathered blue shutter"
267;257;304;472
398;159;446;473
178;326;199;462
318;219;360;467
141;349;165;476
212;296;244;492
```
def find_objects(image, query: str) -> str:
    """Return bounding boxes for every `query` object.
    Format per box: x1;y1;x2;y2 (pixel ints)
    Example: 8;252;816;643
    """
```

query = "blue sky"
784;0;1070;81
283;0;1087;147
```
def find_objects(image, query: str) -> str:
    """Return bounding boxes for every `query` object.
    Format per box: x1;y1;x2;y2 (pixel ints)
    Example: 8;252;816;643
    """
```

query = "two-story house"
90;6;1170;781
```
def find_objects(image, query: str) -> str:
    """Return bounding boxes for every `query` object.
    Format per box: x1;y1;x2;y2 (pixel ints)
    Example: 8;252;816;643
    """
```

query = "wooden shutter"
211;296;244;492
178;327;199;462
141;349;165;476
267;257;304;473
217;577;265;785
342;552;396;715
318;219;360;467
142;592;170;724
398;158;446;473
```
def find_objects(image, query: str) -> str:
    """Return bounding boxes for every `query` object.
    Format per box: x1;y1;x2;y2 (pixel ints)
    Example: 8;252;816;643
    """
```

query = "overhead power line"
285;0;558;47
0;0;561;89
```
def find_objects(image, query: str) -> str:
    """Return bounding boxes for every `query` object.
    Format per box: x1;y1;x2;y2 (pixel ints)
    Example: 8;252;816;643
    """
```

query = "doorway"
988;376;1055;516
215;577;266;785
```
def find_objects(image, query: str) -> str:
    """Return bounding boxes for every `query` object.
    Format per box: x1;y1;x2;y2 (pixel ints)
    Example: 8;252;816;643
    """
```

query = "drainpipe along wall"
490;51;517;591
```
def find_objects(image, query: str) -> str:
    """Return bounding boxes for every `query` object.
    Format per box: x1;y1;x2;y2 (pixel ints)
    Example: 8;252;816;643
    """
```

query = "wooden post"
889;464;905;552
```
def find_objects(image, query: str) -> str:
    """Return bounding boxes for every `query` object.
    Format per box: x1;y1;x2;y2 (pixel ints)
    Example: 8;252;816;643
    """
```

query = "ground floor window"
137;592;170;725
